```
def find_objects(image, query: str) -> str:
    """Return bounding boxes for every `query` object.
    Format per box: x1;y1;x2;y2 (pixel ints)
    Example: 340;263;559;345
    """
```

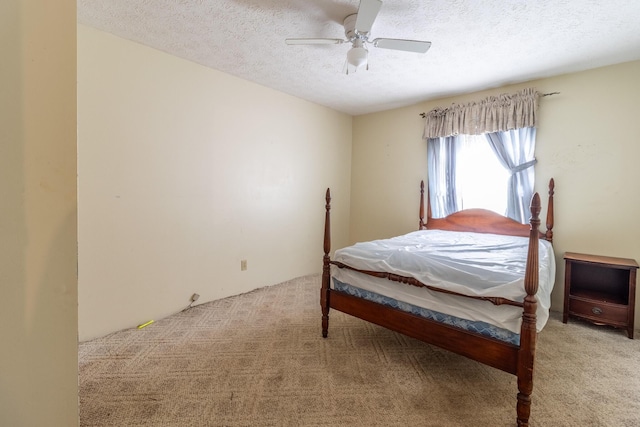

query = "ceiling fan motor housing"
343;14;361;40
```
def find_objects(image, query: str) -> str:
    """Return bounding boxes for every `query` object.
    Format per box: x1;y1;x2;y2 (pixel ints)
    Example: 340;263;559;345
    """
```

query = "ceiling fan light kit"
285;0;431;74
347;41;368;69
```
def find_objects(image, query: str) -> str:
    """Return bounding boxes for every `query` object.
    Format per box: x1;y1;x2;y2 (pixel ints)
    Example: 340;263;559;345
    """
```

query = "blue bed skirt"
333;278;520;345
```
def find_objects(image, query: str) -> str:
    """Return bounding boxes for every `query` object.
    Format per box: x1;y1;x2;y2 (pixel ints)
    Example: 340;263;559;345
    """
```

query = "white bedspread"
332;230;556;333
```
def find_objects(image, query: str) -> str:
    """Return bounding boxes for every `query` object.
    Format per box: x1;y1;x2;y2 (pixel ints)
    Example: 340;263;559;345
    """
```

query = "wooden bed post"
545;178;555;243
321;188;332;338
516;192;541;427
419;180;426;230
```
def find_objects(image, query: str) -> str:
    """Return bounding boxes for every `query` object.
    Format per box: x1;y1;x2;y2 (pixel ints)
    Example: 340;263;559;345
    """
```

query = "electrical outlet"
191;293;200;302
241;260;247;271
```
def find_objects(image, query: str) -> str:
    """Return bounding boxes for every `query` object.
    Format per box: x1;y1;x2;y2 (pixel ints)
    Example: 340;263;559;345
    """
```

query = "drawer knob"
592;307;603;315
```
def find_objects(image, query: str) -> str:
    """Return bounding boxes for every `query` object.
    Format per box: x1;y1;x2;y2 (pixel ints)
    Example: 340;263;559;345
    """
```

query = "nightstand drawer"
568;296;628;324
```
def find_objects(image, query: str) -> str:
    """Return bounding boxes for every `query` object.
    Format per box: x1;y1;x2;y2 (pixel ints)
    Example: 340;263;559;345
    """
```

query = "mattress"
332;229;556;334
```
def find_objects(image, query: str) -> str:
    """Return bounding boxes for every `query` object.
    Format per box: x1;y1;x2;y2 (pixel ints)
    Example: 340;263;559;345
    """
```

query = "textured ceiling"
78;0;640;116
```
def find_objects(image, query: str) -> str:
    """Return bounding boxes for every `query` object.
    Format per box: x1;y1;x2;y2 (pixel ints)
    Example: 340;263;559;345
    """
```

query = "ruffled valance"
423;88;540;139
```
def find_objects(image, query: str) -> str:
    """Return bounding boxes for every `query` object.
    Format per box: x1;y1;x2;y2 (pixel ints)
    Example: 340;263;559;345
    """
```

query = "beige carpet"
79;275;640;426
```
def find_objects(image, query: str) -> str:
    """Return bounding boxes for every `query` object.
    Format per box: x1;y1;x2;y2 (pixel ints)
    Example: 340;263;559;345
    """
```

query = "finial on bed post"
516;192;541;427
321;188;332;338
545;178;555;243
419;180;426;230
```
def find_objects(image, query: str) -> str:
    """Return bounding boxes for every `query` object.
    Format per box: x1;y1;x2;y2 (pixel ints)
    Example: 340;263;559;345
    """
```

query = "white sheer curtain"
427;136;461;217
485;128;537;223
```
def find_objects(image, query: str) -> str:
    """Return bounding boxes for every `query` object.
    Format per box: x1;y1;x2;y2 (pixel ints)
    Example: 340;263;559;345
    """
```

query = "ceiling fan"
285;0;431;73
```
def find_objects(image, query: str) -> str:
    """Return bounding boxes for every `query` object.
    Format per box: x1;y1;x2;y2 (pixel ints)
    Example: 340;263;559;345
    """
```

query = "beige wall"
351;60;640;329
77;25;352;341
0;1;78;426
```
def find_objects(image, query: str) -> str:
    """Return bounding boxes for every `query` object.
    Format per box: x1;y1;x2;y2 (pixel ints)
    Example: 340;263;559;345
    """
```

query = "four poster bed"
321;179;555;427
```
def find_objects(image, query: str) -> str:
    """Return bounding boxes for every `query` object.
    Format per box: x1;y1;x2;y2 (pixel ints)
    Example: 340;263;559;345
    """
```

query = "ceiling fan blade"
285;38;345;45
372;38;432;53
355;0;382;34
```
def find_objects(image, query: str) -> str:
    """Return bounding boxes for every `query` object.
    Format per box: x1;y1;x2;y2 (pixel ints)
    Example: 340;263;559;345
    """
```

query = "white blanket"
332;230;556;333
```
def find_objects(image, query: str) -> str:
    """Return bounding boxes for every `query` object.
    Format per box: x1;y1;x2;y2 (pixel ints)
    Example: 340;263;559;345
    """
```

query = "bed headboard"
419;178;554;243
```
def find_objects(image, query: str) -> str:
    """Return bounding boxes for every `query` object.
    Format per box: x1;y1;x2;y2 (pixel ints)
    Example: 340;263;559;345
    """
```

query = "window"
455;135;509;214
427;128;536;224
422;89;540;224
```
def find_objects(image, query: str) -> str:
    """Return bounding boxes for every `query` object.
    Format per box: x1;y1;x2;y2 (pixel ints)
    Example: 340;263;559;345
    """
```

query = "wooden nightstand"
563;252;638;339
